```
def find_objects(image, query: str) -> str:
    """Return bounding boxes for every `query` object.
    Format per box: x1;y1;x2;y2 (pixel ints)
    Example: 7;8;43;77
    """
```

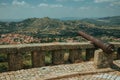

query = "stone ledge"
0;60;120;80
0;42;119;53
0;42;95;53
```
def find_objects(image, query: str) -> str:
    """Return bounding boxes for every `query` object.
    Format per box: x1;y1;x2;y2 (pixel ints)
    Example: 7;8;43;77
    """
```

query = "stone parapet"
0;42;119;71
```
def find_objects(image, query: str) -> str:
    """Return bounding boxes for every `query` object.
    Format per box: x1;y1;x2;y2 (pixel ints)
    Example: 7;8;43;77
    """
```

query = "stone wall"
0;42;119;71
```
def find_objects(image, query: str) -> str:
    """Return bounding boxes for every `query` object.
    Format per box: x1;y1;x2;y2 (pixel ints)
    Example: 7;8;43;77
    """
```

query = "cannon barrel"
78;31;114;54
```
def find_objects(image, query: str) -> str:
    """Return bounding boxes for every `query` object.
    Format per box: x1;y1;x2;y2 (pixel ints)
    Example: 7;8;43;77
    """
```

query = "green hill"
0;16;120;39
81;16;120;27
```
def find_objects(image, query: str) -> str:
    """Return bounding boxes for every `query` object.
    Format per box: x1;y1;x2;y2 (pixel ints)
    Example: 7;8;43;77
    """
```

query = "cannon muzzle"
78;31;114;54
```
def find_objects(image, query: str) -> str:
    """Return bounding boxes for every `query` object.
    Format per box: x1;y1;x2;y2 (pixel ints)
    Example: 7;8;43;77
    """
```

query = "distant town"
0;33;120;45
0;33;40;45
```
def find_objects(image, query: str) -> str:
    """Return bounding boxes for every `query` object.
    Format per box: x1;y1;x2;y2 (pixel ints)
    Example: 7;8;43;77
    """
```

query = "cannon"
78;31;114;54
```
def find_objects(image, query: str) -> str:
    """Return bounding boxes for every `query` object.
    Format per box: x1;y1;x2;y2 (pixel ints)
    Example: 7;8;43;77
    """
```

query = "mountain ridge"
0;16;120;38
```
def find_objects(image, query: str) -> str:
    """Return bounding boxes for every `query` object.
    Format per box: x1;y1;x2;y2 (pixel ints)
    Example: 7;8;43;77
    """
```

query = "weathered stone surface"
86;48;95;61
109;42;120;48
94;49;113;68
0;42;95;53
69;49;82;63
52;50;65;65
117;48;120;59
0;42;119;54
8;52;23;71
32;50;45;67
0;60;120;80
0;42;119;71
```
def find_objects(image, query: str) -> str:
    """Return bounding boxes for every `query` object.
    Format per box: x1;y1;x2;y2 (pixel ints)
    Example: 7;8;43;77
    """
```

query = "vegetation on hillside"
0;16;120;42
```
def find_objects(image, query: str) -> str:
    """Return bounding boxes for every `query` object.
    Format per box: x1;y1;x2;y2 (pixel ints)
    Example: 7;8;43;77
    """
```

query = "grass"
0;62;8;72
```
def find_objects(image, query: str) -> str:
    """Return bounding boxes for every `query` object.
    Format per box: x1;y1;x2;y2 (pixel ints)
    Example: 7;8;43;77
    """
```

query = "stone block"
94;49;113;68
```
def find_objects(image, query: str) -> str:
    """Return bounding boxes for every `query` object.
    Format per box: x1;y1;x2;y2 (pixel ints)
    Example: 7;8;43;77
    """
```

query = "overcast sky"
0;0;120;19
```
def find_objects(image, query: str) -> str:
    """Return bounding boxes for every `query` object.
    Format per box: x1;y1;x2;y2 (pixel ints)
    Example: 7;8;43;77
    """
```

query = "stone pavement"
0;60;120;80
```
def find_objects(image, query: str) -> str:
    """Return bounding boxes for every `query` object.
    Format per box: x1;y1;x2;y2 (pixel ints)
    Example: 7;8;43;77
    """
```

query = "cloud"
94;0;114;3
38;3;48;7
94;0;120;7
43;0;47;1
1;3;8;6
56;0;67;2
50;4;63;8
110;1;120;6
12;0;27;6
79;6;89;10
56;0;84;2
73;0;84;2
38;3;63;8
